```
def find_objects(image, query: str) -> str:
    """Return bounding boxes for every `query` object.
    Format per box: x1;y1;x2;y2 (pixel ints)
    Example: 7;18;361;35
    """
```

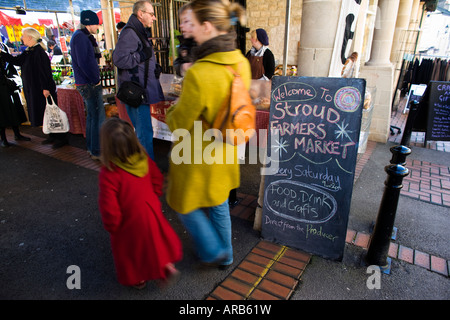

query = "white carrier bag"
42;95;70;134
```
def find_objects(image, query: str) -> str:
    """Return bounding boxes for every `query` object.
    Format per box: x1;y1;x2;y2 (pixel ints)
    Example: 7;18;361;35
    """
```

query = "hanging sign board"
59;36;68;53
426;81;450;142
261;76;365;261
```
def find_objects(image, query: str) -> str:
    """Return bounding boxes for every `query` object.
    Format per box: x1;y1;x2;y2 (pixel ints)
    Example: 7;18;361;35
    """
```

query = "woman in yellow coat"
165;0;250;269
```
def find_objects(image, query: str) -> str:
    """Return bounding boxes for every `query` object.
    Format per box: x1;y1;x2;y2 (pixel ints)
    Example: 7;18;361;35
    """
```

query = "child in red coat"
98;117;182;289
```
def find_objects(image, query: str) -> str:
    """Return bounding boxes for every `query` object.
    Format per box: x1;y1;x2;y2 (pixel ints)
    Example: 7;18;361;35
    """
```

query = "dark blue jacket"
112;14;164;105
70;29;100;85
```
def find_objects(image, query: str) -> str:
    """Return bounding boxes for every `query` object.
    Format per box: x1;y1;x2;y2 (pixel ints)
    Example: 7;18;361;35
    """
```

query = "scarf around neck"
111;153;149;177
81;28;102;60
192;32;236;61
250;45;268;57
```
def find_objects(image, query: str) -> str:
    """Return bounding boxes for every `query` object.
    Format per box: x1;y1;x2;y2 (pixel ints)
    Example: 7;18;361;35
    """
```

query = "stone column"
411;1;425;55
390;0;413;64
365;0;400;67
359;0;400;142
406;0;422;56
391;0;413;109
297;0;342;76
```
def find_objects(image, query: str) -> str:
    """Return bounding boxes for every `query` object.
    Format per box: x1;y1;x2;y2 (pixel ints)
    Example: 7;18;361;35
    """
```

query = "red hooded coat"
98;157;182;285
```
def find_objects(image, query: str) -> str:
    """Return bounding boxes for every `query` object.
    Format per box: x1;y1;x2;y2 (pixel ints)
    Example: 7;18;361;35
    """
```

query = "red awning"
96;10;121;25
38;19;54;26
0;11;22;26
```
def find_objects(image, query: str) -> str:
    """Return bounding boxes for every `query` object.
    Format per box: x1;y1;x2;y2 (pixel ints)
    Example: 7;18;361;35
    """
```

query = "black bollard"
390;145;411;166
400;100;420;147
366;164;409;269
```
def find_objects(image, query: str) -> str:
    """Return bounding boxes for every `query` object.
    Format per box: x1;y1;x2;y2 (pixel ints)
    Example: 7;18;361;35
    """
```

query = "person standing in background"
113;1;165;160
0;41;30;147
246;28;275;80
47;40;63;56
70;10;106;160
173;4;196;77
116;21;126;36
0;28;67;148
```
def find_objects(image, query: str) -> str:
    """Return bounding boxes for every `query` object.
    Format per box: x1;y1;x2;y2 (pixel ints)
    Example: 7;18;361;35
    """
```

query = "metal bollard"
400;100;420;147
390;145;411;166
366;164;409;269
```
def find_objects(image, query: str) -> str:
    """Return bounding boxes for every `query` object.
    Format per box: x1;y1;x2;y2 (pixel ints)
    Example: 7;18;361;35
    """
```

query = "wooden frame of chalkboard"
261;76;365;261
425;81;450;143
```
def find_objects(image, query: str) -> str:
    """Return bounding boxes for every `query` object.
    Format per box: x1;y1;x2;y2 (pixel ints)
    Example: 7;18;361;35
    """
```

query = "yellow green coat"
165;49;251;214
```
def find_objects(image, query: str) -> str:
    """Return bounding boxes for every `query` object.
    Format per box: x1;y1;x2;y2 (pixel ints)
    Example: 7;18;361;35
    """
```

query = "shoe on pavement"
1;140;11;148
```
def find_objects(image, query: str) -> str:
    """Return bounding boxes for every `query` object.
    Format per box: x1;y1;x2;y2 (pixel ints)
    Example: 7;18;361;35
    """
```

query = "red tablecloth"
254;110;269;148
57;87;86;137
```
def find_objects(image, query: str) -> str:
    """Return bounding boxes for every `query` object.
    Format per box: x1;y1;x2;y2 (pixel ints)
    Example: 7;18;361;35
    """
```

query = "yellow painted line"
244;244;287;299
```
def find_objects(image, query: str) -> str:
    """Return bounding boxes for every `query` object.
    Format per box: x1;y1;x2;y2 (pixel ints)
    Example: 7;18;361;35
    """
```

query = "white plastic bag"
42;95;70;134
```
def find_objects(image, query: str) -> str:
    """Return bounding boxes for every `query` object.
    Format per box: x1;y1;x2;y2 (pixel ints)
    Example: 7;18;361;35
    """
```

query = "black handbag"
116;26;150;108
116;80;146;108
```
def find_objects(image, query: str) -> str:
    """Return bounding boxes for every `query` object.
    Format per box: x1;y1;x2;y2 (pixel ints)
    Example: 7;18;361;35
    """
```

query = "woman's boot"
12;126;31;141
1;128;10;147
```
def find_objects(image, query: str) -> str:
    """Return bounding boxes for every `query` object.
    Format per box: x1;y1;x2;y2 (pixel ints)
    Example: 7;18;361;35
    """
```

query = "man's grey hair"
133;1;152;15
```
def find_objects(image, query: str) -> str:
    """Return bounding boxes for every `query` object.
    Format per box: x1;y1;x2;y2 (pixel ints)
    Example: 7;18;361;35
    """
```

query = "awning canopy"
38;19;55;26
0;10;22;26
96;10;121;25
0;9;77;28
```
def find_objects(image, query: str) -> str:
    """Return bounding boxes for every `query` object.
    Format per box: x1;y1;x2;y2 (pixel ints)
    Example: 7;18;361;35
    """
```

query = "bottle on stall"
105;67;111;87
109;68;115;86
101;67;106;87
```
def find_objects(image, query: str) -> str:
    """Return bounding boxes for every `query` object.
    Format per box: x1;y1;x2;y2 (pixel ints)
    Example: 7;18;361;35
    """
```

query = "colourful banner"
5;24;46;42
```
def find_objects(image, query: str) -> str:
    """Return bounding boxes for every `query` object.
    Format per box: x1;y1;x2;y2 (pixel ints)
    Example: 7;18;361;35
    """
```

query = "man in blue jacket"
70;10;106;160
113;0;164;160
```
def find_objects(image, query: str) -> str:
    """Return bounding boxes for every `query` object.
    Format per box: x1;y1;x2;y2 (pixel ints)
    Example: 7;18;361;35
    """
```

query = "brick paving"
4;102;450;300
401;159;450;207
388;102;450;207
207;240;310;300
389;102;450;153
346;228;449;277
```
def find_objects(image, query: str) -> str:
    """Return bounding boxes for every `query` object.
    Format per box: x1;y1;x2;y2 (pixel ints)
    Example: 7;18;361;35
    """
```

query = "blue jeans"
76;84;106;157
177;200;233;265
125;104;154;160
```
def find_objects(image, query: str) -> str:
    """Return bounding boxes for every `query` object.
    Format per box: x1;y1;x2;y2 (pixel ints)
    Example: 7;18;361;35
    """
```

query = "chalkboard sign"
261;76;365;261
426;81;450;142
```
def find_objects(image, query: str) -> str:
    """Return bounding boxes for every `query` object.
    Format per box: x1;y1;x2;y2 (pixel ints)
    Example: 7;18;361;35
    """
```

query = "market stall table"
115;95;270;144
56;86;86;137
56;76;272;144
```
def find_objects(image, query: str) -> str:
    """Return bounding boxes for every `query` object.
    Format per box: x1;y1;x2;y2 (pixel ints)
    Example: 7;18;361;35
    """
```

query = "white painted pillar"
297;0;342;76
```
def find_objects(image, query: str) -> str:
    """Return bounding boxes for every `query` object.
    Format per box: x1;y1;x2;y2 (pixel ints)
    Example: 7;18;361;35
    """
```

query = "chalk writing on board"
273;165;342;192
425;82;450;142
269;83;360;173
264;179;338;224
431;88;450;139
262;76;365;260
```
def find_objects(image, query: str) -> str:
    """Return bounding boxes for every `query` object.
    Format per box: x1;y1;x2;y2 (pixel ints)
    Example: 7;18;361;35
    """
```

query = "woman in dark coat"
0;27;68;148
0;42;30;147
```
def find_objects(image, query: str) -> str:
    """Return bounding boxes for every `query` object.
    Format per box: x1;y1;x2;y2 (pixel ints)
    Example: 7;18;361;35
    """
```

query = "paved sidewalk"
2;91;449;300
3;123;449;300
